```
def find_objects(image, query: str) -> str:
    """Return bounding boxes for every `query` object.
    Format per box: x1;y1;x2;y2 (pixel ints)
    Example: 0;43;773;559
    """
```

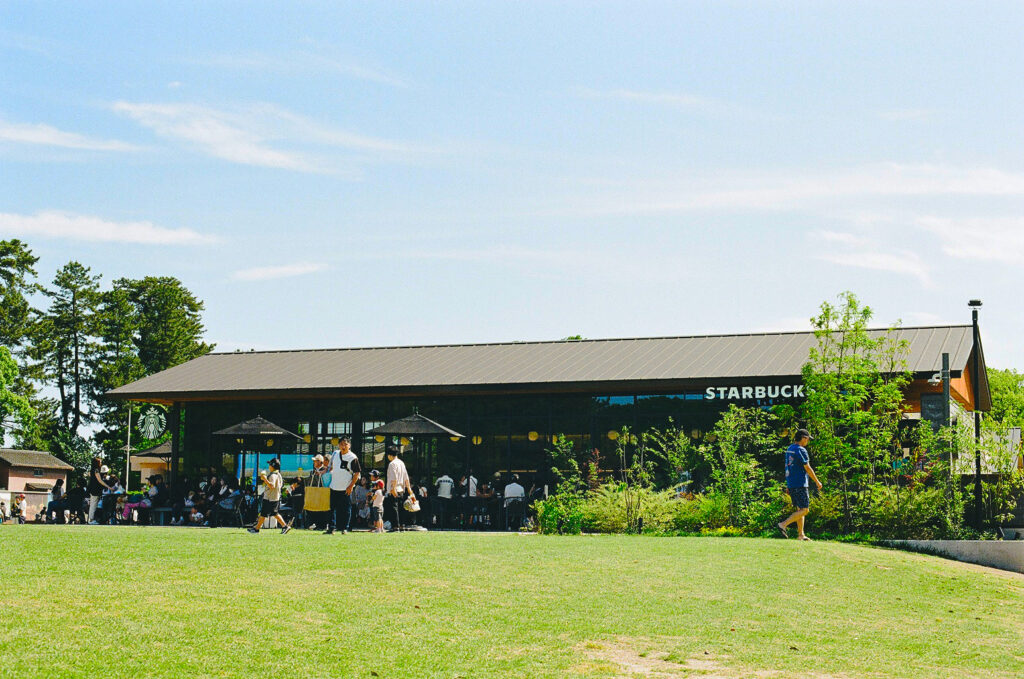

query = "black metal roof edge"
205;324;972;357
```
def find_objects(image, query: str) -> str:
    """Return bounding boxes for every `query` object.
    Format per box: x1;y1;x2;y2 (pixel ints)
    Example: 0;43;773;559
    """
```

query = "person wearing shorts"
248;458;292;535
778;429;823;541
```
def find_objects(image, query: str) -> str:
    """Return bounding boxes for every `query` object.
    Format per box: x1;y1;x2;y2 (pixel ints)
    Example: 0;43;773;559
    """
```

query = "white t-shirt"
329;451;361;491
387;457;410;495
503;482;525;500
264;471;283;502
436;475;455;499
461;475;477;497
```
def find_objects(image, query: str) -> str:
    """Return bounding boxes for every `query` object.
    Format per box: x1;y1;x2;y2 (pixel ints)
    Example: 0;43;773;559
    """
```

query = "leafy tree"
0;346;35;445
0;239;40;348
987;368;1024;429
119;276;214;374
33;262;102;436
798;292;911;531
90;282;146;459
697;405;780;526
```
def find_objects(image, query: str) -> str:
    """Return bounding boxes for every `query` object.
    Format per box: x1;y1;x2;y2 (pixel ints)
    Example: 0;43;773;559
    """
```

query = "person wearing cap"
11;493;28;524
385;446;414;531
87;456;112;524
248;458;292;535
369;469;385;533
778;429;823;541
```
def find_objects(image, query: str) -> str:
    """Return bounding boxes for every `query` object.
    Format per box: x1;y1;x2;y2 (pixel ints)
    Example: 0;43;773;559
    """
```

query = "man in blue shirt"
778;429;823;541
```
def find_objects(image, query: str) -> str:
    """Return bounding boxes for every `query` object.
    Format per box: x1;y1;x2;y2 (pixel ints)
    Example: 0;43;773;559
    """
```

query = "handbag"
403;496;421;513
304;486;330;512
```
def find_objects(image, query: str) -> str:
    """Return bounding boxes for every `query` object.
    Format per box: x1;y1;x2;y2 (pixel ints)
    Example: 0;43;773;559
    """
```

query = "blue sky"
2;2;1023;370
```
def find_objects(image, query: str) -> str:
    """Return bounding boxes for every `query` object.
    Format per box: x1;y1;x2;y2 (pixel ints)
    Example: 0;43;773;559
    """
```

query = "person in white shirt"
434;473;455;528
503;474;527;531
385;446;413;530
248;458;292;534
324;436;361;535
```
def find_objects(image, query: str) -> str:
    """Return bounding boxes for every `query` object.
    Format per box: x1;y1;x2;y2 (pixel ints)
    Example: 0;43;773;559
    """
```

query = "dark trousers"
433;497;450;528
384;492;405;530
329;489;351;531
47;500;67;523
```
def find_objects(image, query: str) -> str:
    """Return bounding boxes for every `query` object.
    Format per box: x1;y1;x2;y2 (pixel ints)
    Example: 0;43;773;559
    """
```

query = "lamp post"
969;299;983;530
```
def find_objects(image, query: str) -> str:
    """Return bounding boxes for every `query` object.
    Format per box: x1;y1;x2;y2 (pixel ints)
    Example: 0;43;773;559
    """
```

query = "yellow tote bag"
304;486;330;512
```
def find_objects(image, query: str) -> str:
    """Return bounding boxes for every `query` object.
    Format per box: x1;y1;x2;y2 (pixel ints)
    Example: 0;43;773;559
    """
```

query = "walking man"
778;429;823;541
325;436;361;535
248;458;292;534
385;446;413;531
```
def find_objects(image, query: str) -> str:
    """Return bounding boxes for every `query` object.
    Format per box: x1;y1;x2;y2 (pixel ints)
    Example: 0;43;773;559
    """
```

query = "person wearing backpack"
324;436;361;535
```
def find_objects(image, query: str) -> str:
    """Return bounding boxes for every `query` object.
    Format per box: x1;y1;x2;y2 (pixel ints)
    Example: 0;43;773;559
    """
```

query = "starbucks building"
108;325;990;485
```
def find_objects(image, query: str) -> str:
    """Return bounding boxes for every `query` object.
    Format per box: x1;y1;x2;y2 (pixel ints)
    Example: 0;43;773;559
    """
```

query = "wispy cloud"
0;119;140;151
917;216;1024;263
186;51;407;88
539;163;1024;218
576;87;744;117
112;101;435;173
812;229;932;286
232;263;328;281
0;210;216;245
817;249;932;287
112;102;319;172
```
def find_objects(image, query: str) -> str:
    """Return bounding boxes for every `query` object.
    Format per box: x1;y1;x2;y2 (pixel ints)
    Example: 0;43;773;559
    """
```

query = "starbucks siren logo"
138;405;167;440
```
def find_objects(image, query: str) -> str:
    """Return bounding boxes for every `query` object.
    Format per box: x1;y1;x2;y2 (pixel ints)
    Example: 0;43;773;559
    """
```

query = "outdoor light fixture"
400;437;410;446
528;431;539;441
303;434;311;443
969;299;983;529
607;430;619;441
449;436;461;442
374;435;385;443
690;429;701;439
331;437;338;446
471;435;483;445
235;438;243;444
266;439;274;447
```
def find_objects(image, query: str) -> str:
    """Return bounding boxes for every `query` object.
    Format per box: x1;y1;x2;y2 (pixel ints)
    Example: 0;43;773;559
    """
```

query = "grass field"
2;527;1022;678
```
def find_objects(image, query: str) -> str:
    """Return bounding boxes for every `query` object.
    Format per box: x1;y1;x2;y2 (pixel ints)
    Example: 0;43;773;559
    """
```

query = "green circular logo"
138;405;167;440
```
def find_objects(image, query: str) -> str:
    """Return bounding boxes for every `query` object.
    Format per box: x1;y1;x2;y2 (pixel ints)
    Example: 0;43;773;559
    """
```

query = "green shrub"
671;492;731;533
581;483;680;534
533;495;585;535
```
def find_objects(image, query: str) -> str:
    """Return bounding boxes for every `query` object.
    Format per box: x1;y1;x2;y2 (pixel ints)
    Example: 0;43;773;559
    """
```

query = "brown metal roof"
0;449;75;471
106;325;985;405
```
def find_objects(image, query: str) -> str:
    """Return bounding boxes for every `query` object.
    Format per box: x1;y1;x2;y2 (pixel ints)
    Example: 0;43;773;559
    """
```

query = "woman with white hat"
87;457;112;524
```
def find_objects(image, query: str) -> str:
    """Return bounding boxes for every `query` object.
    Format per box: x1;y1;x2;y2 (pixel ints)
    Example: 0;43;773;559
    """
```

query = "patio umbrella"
213;416;302;482
366;413;464;439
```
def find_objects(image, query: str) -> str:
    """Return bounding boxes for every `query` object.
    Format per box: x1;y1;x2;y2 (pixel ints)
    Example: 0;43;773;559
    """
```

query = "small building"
0;449;74;522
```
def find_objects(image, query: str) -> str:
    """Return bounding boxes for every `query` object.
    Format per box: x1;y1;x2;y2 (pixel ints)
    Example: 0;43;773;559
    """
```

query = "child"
248;458;292;534
370;470;385;533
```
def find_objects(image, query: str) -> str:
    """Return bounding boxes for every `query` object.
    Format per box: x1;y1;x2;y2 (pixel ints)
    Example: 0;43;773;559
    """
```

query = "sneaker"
281;521;293;535
88;520;99;525
323;527;335;535
247;527;259;534
307;523;317;531
340;529;348;534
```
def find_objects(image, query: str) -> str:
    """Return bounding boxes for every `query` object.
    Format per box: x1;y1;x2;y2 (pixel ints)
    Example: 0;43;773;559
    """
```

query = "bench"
150;507;173;526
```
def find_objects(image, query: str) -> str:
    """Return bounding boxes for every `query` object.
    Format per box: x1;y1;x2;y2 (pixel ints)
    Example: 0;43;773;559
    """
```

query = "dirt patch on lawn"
577;638;848;678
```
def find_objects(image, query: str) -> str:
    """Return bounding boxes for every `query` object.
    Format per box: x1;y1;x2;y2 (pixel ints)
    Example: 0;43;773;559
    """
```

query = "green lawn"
2;527;1022;678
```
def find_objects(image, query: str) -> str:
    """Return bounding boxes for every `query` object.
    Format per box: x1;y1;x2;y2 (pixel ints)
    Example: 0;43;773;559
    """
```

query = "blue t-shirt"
785;443;810;488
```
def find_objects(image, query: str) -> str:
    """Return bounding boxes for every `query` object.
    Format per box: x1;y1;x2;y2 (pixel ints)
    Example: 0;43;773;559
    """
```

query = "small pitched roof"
212;416;301;439
367;414;464;438
0;449;75;471
133;440;172;459
105;325;988;408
